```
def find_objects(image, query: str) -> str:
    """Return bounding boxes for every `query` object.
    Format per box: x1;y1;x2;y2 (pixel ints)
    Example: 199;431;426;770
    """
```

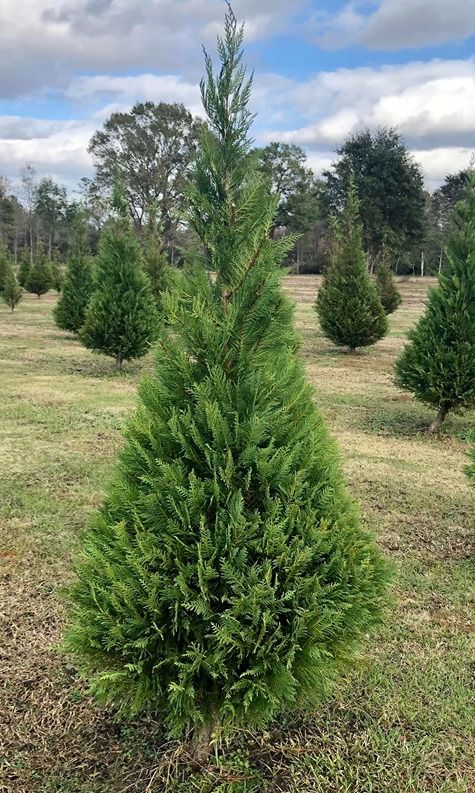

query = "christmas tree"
66;7;388;759
375;250;401;314
395;172;475;432
80;208;158;369
54;214;94;333
25;241;53;298
17;248;31;287
0;243;10;292
143;208;170;307
1;263;23;311
316;180;388;352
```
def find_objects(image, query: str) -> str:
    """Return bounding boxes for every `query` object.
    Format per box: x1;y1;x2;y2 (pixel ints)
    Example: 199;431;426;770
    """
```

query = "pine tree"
65;8;388;758
54;214;94;333
375;250;401;314
25;241;53;298
51;260;64;293
395;173;475;433
0;243;10;292
316;180;388;352
80;213;158;369
1;263;23;311
17;248;31;287
143;210;170;307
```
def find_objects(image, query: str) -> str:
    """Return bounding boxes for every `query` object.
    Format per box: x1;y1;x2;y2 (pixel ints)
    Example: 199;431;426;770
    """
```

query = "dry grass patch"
0;283;474;793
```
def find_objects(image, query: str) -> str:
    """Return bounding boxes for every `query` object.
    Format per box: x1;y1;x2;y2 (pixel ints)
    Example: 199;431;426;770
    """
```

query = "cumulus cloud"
361;0;475;50
262;58;475;149
0;0;305;98
315;0;475;51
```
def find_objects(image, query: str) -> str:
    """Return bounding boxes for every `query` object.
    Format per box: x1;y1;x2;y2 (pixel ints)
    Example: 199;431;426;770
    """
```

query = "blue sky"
0;0;474;191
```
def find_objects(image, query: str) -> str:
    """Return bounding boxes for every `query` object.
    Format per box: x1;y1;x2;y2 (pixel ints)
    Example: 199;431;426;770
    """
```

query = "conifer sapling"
17;248;31;287
80;202;158;369
316;179;388;352
143;209;170;307
65;7;388;759
1;263;23;311
25;241;53;298
54;213;94;333
375;249;401;314
395;172;475;432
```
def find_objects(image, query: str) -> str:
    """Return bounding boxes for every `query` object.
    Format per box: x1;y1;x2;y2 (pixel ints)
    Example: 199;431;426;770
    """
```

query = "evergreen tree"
316;180;388;351
65;8;388;759
0;243;10;292
80;212;158;369
25;241;53;298
54;214;94;333
143;209;170;306
1;263;23;311
395;173;475;433
17;248;31;287
51;260;64;293
375;250;402;314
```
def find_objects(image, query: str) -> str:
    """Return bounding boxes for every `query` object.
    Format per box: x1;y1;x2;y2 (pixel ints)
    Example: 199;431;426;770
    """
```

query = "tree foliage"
316;180;388;351
395;173;475;432
66;8;388;755
80;215;158;368
319;128;425;262
17;248;31;287
1;262;23;311
25;241;53;297
375;251;401;314
89;101;202;245
54;214;94;333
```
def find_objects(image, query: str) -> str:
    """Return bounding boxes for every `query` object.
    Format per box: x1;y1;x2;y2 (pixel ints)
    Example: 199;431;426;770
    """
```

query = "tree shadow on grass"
360;402;475;440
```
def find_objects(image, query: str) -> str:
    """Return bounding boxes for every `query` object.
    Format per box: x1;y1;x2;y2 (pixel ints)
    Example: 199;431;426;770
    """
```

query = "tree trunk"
48;232;52;259
190;720;213;765
438;247;443;274
428;403;450;433
420;249;425;278
115;354;123;371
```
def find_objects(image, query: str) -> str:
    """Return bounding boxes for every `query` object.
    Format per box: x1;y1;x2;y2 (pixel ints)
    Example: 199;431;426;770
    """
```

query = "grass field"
1;276;474;793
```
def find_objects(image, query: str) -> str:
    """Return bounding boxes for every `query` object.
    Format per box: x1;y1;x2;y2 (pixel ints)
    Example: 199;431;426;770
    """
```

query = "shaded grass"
0;282;474;792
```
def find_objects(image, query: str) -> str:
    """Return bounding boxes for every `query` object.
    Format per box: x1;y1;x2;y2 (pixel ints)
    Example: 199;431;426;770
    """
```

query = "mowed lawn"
0;276;474;793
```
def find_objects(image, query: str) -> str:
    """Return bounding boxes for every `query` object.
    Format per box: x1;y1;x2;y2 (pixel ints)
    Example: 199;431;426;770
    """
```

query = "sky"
0;0;474;194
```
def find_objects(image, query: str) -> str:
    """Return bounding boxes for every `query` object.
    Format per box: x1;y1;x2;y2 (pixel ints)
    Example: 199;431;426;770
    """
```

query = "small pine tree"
80;215;158;369
143;208;170;306
395;172;475;433
54;215;94;333
51;261;64;293
316;180;388;352
0;243;10;292
17;248;31;287
25;241;53;298
375;250;401;314
66;8;388;759
1;264;23;311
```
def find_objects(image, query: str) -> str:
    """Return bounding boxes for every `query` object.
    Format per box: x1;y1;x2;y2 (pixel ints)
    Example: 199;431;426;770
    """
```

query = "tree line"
0;102;471;277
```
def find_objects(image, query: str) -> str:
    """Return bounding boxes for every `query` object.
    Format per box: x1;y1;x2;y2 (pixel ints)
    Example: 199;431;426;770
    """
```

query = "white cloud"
0;0;306;98
314;0;475;51
362;0;475;50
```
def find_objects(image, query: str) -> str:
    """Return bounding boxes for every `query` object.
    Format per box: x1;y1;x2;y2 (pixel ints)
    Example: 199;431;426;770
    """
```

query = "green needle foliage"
143;210;170;307
0;243;10;292
395;173;475;433
1;263;23;311
80;212;158;369
17;248;31;287
316;180;388;352
25;241;53;298
375;250;401;314
54;214;94;333
66;7;388;758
